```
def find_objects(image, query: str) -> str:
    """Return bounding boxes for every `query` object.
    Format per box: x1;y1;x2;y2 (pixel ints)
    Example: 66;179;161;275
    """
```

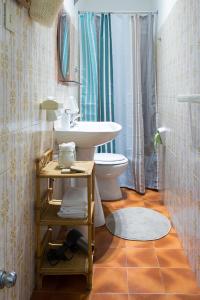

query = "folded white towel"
57;186;88;219
61;202;87;208
59;207;87;213
57;211;87;219
58;214;87;219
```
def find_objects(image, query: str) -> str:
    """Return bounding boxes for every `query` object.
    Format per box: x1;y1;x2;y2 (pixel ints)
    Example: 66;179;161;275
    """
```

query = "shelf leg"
36;274;43;290
92;168;95;251
92;214;95;252
87;272;93;290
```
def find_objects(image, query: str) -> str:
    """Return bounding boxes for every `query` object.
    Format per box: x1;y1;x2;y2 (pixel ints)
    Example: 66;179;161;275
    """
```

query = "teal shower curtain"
79;13;98;121
98;14;115;153
79;13;115;153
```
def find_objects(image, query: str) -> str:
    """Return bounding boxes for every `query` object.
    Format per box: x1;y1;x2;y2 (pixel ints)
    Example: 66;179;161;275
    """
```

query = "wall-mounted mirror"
57;9;71;82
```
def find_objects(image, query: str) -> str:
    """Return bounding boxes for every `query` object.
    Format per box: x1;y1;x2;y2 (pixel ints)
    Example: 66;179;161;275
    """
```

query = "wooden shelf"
35;149;95;290
40;250;88;275
40;202;95;226
39;161;94;178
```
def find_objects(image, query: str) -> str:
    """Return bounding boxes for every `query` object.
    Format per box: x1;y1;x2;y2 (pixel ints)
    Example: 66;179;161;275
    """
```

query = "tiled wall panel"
0;0;76;299
157;0;200;285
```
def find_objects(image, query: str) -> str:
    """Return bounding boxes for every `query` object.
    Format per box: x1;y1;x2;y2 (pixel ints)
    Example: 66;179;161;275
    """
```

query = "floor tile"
31;292;84;300
169;226;177;234
125;199;146;206
126;248;159;267
156;249;190;268
125;240;154;248
103;199;145;214
102;200;125;211
144;200;165;207
160;268;200;294
31;293;48;300
154;234;183;249
125;189;145;201
31;189;200;300
93;268;128;293
142;190;162;201
128;295;200;300
90;293;128;300
95;226;126;248
94;247;126;267
102;199;145;211
128;200;146;207
128;295;167;300
127;268;165;293
40;275;58;290
164;296;200;300
144;201;170;217
42;275;86;293
102;204;112;215
50;294;83;300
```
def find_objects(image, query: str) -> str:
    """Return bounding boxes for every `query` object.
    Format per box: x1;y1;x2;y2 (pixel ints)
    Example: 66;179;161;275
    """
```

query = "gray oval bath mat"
105;207;171;241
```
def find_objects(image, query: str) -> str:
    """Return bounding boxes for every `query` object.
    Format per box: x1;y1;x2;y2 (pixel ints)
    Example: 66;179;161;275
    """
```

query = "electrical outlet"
4;0;15;33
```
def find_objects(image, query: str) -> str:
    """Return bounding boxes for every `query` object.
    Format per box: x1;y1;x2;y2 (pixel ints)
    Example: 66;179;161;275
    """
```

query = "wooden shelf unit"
35;149;95;290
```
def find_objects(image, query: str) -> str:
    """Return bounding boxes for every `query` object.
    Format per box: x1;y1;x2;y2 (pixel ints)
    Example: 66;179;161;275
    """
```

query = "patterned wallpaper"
157;0;200;285
0;0;77;299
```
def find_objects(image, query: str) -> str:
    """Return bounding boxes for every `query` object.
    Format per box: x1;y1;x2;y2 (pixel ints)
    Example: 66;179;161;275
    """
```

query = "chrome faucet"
70;113;81;127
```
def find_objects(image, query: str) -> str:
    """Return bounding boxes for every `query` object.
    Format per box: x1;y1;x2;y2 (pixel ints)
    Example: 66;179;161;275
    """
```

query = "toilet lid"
95;153;128;165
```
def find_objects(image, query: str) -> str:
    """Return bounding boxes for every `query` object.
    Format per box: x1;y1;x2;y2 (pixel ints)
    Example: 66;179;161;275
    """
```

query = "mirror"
57;9;70;82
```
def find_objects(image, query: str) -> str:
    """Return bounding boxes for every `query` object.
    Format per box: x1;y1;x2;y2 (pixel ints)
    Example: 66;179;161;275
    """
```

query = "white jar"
58;142;76;169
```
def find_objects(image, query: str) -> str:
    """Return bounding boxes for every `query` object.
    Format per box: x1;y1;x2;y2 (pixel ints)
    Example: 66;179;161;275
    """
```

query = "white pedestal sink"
54;120;122;227
54;121;122;148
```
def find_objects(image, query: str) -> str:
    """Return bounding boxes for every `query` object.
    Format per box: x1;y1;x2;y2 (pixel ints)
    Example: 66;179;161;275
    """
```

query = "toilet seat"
95;153;128;165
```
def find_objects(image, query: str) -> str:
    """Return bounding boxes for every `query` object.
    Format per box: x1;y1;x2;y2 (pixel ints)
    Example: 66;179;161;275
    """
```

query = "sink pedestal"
76;147;96;161
76;147;105;227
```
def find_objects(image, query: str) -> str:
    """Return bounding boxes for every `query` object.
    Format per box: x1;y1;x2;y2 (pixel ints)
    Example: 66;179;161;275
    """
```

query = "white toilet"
94;153;128;201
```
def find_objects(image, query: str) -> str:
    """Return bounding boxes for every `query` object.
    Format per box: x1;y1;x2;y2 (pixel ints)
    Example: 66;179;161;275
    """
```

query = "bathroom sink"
54;121;122;147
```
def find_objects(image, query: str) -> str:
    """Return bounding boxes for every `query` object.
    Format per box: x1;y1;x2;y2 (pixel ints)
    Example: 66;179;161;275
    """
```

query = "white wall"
157;0;200;285
0;0;73;298
156;0;178;28
77;0;158;12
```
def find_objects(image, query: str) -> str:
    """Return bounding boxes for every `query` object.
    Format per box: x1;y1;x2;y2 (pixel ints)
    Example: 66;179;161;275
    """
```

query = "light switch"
4;1;15;33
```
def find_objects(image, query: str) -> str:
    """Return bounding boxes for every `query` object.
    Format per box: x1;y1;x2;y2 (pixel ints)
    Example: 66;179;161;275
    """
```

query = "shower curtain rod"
78;10;158;15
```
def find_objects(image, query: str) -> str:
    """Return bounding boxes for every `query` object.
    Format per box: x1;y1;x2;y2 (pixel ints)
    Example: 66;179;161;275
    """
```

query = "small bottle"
58;142;76;169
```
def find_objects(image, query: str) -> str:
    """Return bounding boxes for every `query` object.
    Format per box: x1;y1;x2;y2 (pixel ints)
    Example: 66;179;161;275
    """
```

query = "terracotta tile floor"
31;189;200;300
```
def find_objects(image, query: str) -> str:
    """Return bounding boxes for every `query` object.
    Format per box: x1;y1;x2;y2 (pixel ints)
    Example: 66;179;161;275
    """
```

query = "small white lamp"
40;98;64;121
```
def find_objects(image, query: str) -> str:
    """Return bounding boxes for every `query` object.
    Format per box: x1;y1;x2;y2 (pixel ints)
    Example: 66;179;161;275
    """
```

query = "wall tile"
0;0;77;299
158;0;200;286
